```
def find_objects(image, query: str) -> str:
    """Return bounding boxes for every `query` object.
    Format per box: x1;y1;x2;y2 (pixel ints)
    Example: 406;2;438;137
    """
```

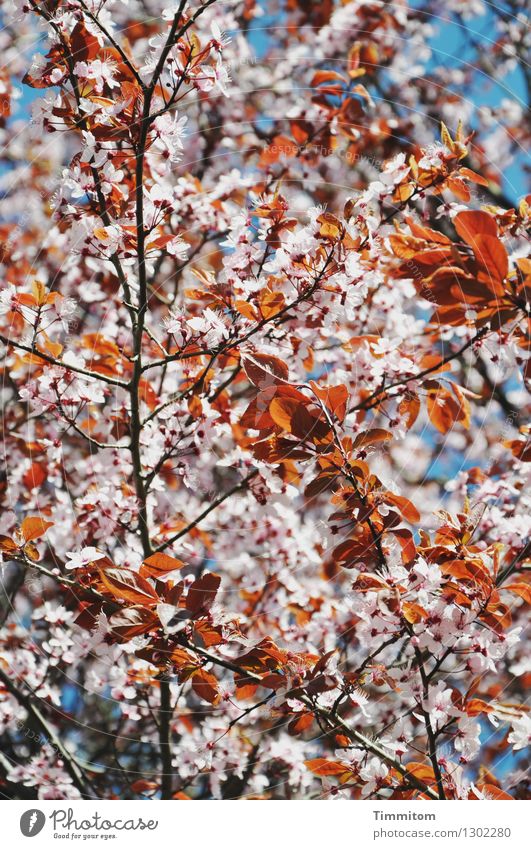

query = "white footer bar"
4;799;529;849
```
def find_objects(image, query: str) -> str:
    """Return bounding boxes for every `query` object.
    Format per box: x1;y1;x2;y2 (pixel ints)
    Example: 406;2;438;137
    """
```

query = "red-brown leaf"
108;607;158;641
241;353;289;387
186;572;221;617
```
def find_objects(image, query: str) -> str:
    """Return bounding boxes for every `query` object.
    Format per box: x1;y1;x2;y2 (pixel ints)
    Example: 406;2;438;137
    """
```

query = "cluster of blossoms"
0;0;529;801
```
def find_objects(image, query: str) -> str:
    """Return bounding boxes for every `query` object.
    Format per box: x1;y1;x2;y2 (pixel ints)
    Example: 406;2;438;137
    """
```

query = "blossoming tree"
0;0;529;800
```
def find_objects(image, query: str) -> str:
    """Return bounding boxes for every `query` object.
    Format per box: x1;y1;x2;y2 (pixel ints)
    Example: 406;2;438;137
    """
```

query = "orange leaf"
503;439;531;462
0;535;19;554
23;542;41;562
426;382;466;434
309;381;349;423
405;216;451;245
385;493;420;523
352;574;391;593
23;462;47;490
447;176;471;202
392;528;417;563
187;394;202;419
234;300;257;321
454;210;497;243
138;378;158;411
258;289;286;319
140;552;183;579
477;783;514;800
449;383;471;429
171;647;197;670
352;428;392;450
399;393;420;429
304;758;351;777
459;167;489;187
413;247;454;265
131;780;158;794
473;234;508;284
402;601;428;624
503;583;531;605
269;396;299;431
99;567;159;606
317;212;343;241
235;682;258;700
240;391;276;430
20;516;54;543
405;762;436;783
466;698;494;716
193;620;224;648
394;182;415;202
288;712;314;735
311;70;346;86
191;668;220;705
